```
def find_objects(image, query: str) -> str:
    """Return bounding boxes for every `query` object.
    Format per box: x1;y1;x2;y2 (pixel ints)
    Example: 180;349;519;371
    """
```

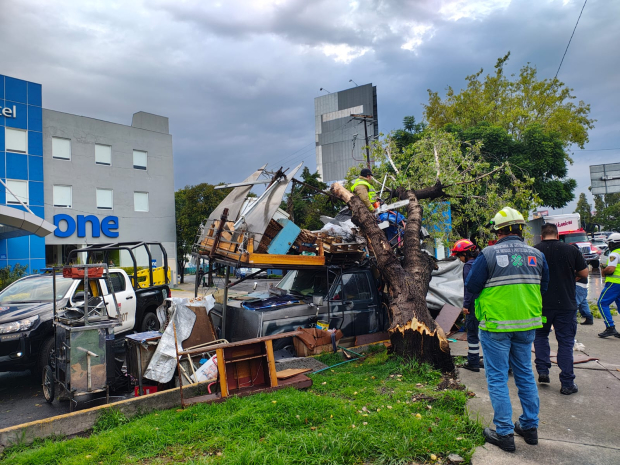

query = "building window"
95;144;112;165
53;185;72;208
5;128;27;153
134;192;149;212
6;179;29;205
133;150;147;170
52;137;71;160
96;188;113;210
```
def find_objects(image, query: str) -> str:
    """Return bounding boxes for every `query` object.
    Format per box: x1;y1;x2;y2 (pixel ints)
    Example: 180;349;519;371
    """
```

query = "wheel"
140;312;160;332
37;336;55;377
42;365;55;403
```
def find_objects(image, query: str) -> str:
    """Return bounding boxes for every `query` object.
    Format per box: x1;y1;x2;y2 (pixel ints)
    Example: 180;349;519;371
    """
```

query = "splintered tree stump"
330;182;454;373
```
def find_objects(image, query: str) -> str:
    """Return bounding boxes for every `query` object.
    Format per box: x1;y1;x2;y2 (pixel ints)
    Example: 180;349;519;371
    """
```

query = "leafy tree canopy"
175;183;230;282
424;52;595;148
574;193;595;233
283;167;339;230
592;193;620;232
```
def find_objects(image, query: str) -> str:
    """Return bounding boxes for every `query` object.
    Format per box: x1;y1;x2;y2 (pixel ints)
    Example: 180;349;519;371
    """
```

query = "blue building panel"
6;152;28;179
28;131;42;155
0;238;6;258
29;205;44;218
30;258;46;273
0;181;5;204
0;75;4;99
5;77;27;104
27;105;42;131
0;152;5;179
5;101;27;130
29;181;44;206
28;155;43;181
30;236;45;258
0;128;4;150
28;82;42;107
8;236;30;260
0;99;4;126
8;259;31;273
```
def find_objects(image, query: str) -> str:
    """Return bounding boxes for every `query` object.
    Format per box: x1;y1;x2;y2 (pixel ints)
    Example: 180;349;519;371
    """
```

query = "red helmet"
451;239;477;256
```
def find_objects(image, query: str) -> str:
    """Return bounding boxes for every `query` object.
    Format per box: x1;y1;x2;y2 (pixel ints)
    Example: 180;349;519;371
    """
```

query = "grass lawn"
2;346;484;464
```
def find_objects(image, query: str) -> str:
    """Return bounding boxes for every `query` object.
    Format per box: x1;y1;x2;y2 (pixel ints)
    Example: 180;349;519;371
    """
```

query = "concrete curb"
0;381;212;449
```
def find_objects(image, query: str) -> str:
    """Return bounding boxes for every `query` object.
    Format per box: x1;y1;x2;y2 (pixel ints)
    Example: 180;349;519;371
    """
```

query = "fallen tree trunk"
330;183;454;372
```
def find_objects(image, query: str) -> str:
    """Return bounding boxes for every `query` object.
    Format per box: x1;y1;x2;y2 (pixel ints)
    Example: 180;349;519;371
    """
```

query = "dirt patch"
435;375;467;392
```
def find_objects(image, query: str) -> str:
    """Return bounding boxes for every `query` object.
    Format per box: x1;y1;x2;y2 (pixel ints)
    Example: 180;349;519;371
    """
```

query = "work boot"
514;420;538;445
598;326;619;338
560;383;578;395
581;318;594;325
483;428;515;452
538;374;550;384
462;363;480;372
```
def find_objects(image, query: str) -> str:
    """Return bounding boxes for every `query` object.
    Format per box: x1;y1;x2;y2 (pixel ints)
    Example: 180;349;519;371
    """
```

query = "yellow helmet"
491;207;525;231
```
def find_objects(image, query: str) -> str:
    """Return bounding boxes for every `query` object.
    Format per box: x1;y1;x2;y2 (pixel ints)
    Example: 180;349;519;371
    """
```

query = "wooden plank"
276;368;311;379
247;253;325;266
179;331;302;356
264;339;278;388
435;304;463;334
216;348;228;398
182;306;217;350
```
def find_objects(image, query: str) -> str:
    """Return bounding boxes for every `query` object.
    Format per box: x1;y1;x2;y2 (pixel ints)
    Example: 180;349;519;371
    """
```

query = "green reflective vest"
475;236;545;332
606;247;620;284
350;178;376;203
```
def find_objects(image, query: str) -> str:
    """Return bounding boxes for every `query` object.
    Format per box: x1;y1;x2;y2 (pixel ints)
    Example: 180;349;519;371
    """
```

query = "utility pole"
351;114;375;170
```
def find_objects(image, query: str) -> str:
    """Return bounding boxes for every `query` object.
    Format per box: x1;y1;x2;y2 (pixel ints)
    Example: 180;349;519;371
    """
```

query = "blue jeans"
575;286;592;319
465;312;481;367
479;329;539;435
534;308;577;387
597;282;620;328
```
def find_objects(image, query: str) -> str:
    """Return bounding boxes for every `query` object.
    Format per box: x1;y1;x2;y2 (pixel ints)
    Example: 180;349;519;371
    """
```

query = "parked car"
0;268;170;375
591;238;608;254
235;267;267;279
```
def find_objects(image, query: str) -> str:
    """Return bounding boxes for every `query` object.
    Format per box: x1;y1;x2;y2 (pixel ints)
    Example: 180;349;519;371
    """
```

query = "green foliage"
0;264;29;290
393;115;427;152
2;348;484;464
424;52;595;148
283;167;340;230
574;193;595;232
365;129;539;246
92;409;129;433
175;183;230;282
592;193;620;231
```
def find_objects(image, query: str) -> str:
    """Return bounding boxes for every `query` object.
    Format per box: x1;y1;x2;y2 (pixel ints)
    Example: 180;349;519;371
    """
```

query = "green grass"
1;348;483;465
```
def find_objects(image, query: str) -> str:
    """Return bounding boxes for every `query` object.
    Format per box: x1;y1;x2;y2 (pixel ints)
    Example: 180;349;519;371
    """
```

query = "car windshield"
276;270;335;297
0;276;74;304
562;233;589;243
591;240;607;247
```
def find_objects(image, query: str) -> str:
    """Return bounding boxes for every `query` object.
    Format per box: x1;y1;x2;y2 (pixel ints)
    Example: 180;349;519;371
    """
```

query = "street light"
349;79;358;87
319;87;331;94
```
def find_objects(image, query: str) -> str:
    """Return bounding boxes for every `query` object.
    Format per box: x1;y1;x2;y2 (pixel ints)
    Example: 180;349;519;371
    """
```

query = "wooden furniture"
173;331;311;407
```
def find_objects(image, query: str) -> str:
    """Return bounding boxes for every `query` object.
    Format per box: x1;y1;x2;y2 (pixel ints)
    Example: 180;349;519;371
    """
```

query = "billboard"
590;163;620;195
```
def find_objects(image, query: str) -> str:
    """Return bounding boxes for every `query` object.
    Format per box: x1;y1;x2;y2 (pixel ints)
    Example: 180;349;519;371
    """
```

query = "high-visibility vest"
474;236;545;332
606;247;620;284
350;178;376;203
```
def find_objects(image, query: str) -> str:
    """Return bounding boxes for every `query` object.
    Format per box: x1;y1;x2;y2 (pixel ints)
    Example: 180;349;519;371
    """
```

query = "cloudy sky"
1;0;618;213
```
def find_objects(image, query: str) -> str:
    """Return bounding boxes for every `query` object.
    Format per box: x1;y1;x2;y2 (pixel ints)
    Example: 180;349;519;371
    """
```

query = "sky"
0;0;618;214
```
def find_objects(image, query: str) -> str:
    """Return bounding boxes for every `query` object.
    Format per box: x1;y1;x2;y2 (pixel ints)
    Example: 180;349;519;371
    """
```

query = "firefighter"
597;232;620;338
451;239;482;372
350;168;377;212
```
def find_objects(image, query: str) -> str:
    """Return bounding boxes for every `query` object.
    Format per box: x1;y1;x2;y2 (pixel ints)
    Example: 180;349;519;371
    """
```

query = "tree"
574;193;594;233
334;130;538;371
393;116;426;152
175;184;230;283
424;53;595;209
283;167;340;230
592;193;620;231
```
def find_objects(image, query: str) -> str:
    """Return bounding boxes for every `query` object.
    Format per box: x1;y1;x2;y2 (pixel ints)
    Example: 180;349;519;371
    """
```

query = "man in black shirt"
534;223;589;395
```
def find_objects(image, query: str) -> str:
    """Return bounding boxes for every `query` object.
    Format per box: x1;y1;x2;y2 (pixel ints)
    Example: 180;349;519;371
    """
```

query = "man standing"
350;168;376;212
573;244;593;325
466;207;549;452
533;224;589;395
597;233;620;338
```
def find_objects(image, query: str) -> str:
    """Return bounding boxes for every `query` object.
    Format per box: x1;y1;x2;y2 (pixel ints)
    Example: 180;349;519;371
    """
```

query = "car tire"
140;312;160;333
37;336;55;376
42;365;55;403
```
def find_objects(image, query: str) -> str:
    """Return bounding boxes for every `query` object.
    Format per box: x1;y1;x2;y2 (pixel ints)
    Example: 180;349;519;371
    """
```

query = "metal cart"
42;264;121;411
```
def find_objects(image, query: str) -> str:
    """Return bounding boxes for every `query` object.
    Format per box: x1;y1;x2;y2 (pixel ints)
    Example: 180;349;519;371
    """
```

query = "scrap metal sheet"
208;164;267;223
427;258;464;311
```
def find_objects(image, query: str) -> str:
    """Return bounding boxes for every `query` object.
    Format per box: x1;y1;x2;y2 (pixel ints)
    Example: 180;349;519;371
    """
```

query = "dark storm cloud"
0;0;617;213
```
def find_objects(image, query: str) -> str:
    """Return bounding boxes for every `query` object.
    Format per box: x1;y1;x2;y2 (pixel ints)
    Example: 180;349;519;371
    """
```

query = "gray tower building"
314;84;378;182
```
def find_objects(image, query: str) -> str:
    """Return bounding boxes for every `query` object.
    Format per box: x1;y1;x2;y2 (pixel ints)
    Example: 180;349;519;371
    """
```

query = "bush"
0;264;29;290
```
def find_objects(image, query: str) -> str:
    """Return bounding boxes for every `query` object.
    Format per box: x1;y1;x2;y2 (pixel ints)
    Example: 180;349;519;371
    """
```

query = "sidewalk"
453;321;620;464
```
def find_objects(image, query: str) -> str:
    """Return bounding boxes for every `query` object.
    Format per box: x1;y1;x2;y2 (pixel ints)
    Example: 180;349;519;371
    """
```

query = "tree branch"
442;162;506;188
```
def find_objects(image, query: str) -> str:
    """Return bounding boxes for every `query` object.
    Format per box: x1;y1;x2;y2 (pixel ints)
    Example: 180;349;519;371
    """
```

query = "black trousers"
534;308;577;387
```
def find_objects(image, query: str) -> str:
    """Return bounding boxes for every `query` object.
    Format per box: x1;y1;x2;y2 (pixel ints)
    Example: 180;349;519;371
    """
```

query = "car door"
327;272;378;337
102;272;136;334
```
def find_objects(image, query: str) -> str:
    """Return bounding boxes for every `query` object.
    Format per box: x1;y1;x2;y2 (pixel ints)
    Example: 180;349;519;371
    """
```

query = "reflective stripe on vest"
350;179;376;203
479;316;543;331
607;247;620;284
485;273;543;288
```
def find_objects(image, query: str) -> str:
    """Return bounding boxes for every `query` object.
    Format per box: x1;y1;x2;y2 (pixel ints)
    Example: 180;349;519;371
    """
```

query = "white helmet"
607;233;620;242
490;207;525;231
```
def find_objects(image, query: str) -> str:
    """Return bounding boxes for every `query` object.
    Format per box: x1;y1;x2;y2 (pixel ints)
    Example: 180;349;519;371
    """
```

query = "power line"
554;0;588;80
573;148;620;151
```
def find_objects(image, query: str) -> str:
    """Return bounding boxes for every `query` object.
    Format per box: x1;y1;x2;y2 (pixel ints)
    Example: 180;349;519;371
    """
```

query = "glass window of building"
133;150;147;170
52;137;71;160
134;192;149;212
95;144;112;165
6;179;29;205
53;185;72;208
5;128;27;153
96;188;113;210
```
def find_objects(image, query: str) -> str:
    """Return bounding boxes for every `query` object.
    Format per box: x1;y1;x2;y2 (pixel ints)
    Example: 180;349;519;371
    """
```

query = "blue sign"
53;214;119;238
